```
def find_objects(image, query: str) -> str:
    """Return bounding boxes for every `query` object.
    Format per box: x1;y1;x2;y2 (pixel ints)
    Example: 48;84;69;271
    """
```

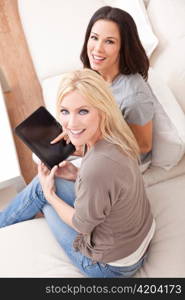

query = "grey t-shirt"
110;74;155;162
72;139;153;264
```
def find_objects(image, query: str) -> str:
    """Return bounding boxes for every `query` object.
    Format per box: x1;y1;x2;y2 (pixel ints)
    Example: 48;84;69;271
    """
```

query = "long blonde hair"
56;68;139;160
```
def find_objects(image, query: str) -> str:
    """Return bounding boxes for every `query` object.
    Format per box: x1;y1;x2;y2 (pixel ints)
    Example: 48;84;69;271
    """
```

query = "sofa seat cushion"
0;218;83;277
143;154;185;187
0;175;185;278
135;174;185;277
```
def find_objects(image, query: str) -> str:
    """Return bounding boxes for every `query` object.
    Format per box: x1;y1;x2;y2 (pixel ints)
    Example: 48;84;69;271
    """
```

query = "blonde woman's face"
87;20;121;81
59;91;102;148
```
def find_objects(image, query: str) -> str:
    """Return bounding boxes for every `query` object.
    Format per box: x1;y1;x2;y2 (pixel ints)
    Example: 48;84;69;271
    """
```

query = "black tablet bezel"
15;106;75;169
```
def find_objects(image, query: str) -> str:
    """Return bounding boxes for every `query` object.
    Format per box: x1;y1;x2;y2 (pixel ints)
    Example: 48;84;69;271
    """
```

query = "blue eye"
60;109;69;115
79;109;89;115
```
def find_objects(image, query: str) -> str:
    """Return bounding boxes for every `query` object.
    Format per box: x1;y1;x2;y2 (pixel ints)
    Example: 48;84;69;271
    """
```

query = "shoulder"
111;73;156;111
81;140;139;185
114;73;155;98
119;74;155;122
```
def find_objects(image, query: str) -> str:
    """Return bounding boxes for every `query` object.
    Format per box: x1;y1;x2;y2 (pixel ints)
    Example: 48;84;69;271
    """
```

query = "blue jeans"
0;176;145;277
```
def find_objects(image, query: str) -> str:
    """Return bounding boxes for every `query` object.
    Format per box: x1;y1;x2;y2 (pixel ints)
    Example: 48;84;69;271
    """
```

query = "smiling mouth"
92;54;105;62
69;129;85;136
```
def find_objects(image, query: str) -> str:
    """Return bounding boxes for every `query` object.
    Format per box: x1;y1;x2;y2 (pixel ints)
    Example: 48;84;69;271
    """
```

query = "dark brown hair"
80;6;149;80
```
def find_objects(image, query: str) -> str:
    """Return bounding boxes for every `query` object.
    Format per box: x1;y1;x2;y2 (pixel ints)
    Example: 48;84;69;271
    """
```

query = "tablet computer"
15;106;75;169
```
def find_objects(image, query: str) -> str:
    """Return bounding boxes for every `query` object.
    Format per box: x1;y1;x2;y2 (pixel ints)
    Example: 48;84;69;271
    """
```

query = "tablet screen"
15;106;75;169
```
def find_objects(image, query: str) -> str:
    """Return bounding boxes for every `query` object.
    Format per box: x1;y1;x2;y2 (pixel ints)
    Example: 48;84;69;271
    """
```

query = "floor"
0;0;44;184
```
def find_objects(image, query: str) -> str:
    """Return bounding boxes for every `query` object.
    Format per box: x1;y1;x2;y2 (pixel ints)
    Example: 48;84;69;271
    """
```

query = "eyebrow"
91;31;118;40
60;105;90;109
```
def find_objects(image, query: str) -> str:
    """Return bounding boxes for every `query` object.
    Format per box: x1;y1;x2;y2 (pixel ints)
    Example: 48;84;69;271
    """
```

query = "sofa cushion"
135;174;185;277
147;0;185;51
0;219;83;277
150;39;185;114
148;68;185;169
148;0;185;113
143;154;185;187
18;0;105;80
41;75;62;117
0;174;185;277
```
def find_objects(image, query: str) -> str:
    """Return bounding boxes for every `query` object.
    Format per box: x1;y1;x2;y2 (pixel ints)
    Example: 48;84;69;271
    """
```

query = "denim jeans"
0;176;145;277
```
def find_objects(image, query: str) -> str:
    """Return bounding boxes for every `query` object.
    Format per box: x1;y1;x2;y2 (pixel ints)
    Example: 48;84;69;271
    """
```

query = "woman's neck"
100;70;120;83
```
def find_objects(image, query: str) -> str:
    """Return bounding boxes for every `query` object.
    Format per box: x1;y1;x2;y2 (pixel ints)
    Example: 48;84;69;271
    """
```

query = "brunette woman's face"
87;20;121;82
60;91;101;148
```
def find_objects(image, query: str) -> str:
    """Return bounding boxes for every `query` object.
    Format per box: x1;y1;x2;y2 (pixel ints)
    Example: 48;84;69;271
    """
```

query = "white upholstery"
0;219;83;277
41;74;63;117
148;0;185;113
0;0;185;278
148;68;185;169
143;154;185;187
135;174;185;277
18;0;105;80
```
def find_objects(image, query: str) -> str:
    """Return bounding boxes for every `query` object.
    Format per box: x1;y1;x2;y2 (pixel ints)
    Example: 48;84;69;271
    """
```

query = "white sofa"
0;0;185;277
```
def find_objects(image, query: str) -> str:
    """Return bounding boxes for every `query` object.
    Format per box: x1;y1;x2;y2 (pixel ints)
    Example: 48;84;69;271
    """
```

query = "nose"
67;114;78;128
95;40;104;52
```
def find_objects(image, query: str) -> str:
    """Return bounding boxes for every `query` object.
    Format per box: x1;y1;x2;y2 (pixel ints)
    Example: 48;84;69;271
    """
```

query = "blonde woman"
0;69;155;278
